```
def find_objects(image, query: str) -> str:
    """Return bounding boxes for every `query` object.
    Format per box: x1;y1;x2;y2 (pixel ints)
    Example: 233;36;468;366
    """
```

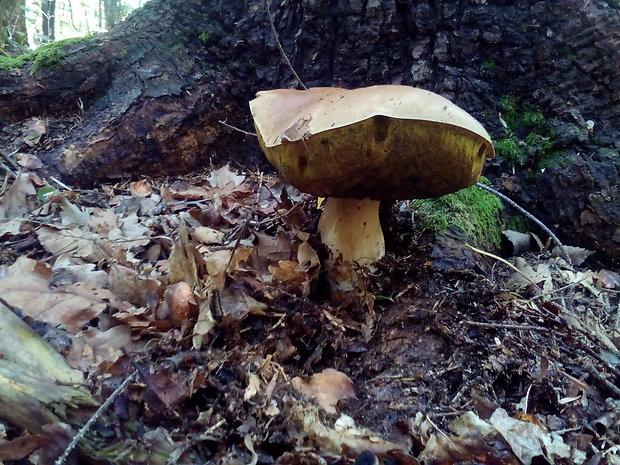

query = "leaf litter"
0;164;618;464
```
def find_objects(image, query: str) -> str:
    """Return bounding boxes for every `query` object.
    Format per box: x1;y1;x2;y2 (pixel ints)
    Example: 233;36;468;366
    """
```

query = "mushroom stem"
317;197;385;291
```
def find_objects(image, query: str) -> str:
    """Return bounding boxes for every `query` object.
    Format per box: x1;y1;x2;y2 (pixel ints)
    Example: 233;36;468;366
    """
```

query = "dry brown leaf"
88;208;119;234
37;225;106;261
58;196;90;225
15;153;43;169
192;277;217;348
169;223;204;288
269;260;307;284
219;286;268;320
0;172;36;218
22;118;47;146
68;326;132;370
208;163;245;189
192;226;225;245
290;406;401;456
0;273;120;333
489;408;586;465
130;179;152;197
244;372;261;401
50;255;108;287
107;264;161;307
595;269;620;290
164;181;210;200
292;368;356;414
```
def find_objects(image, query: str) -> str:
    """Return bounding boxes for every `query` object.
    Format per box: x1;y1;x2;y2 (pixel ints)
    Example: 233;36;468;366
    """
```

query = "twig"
55;373;135;465
462;320;551;332
1;160;17;179
475;182;573;265
1;149;20;171
50;176;73;191
265;0;307;90
582;361;620;397
465;243;544;292
218;120;257;137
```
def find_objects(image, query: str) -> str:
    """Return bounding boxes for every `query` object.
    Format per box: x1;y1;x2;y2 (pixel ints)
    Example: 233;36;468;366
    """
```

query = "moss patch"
494;96;563;170
0;53;29;70
412;179;503;250
0;36;91;74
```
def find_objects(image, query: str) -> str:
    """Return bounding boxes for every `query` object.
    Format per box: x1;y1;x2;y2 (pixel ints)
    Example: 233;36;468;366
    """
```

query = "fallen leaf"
292;368;356;414
22;118;47;147
0;173;36;218
130;179;152;197
552;245;594;266
15;153;43;169
208;163;245;189
219;286;268;320
0;273;122;333
489;408;586;465
244;372;261;401
192;226;225;245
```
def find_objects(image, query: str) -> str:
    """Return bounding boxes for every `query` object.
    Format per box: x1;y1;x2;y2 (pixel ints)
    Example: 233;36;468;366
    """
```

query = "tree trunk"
0;0;28;50
0;0;618;263
41;0;56;43
103;0;122;29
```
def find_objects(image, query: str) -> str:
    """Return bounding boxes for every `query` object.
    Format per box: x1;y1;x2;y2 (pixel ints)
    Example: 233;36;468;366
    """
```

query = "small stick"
218;120;257;137
0;161;17;179
475;182;572;265
265;0;307;90
1;149;20;171
50;176;73;191
462;320;551;332
465;243;544;292
55;373;135;465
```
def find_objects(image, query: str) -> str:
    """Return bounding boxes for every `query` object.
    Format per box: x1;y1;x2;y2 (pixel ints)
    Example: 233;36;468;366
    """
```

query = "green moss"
495;136;524;166
0;36;92;74
495;96;560;170
0;54;29;70
413;178;504;250
199;32;211;43
506;215;529;233
522;108;545;127
31;37;90;74
481;60;496;70
499;95;518;123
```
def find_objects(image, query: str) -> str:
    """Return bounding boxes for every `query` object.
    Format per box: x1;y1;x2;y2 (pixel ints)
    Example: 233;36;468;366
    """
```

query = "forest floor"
0;163;619;465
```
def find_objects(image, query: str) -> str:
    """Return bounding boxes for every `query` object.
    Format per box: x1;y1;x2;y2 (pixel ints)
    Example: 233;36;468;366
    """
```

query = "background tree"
41;0;56;43
102;0;123;29
0;0;618;263
0;0;29;51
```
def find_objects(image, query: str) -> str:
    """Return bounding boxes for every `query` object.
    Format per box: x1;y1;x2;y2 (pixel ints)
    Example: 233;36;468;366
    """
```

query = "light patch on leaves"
292;368;356;414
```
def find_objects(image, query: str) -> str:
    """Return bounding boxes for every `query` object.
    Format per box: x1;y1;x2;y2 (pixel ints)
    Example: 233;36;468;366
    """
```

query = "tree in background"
41;0;56;43
102;0;123;29
0;0;29;51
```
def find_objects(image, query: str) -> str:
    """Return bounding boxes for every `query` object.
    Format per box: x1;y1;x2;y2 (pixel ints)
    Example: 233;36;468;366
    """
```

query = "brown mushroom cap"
250;85;494;200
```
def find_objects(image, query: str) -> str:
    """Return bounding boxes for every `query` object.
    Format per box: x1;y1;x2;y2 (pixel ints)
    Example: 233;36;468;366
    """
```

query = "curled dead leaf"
292;368;356;414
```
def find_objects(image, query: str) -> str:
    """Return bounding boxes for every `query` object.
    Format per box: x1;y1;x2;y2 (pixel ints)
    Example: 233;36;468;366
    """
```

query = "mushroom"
249;85;494;292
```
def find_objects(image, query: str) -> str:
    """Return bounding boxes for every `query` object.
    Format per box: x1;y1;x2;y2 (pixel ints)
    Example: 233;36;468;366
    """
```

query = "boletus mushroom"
249;85;494;292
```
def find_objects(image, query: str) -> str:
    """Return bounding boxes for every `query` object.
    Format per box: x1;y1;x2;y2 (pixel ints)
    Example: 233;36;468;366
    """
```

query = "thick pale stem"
317;197;385;290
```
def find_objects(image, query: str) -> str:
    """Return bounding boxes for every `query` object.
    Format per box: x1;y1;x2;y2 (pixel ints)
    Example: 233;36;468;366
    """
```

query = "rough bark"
0;0;618;262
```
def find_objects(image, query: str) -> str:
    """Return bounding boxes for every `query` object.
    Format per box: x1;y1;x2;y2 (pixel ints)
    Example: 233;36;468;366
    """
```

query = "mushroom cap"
249;85;494;200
